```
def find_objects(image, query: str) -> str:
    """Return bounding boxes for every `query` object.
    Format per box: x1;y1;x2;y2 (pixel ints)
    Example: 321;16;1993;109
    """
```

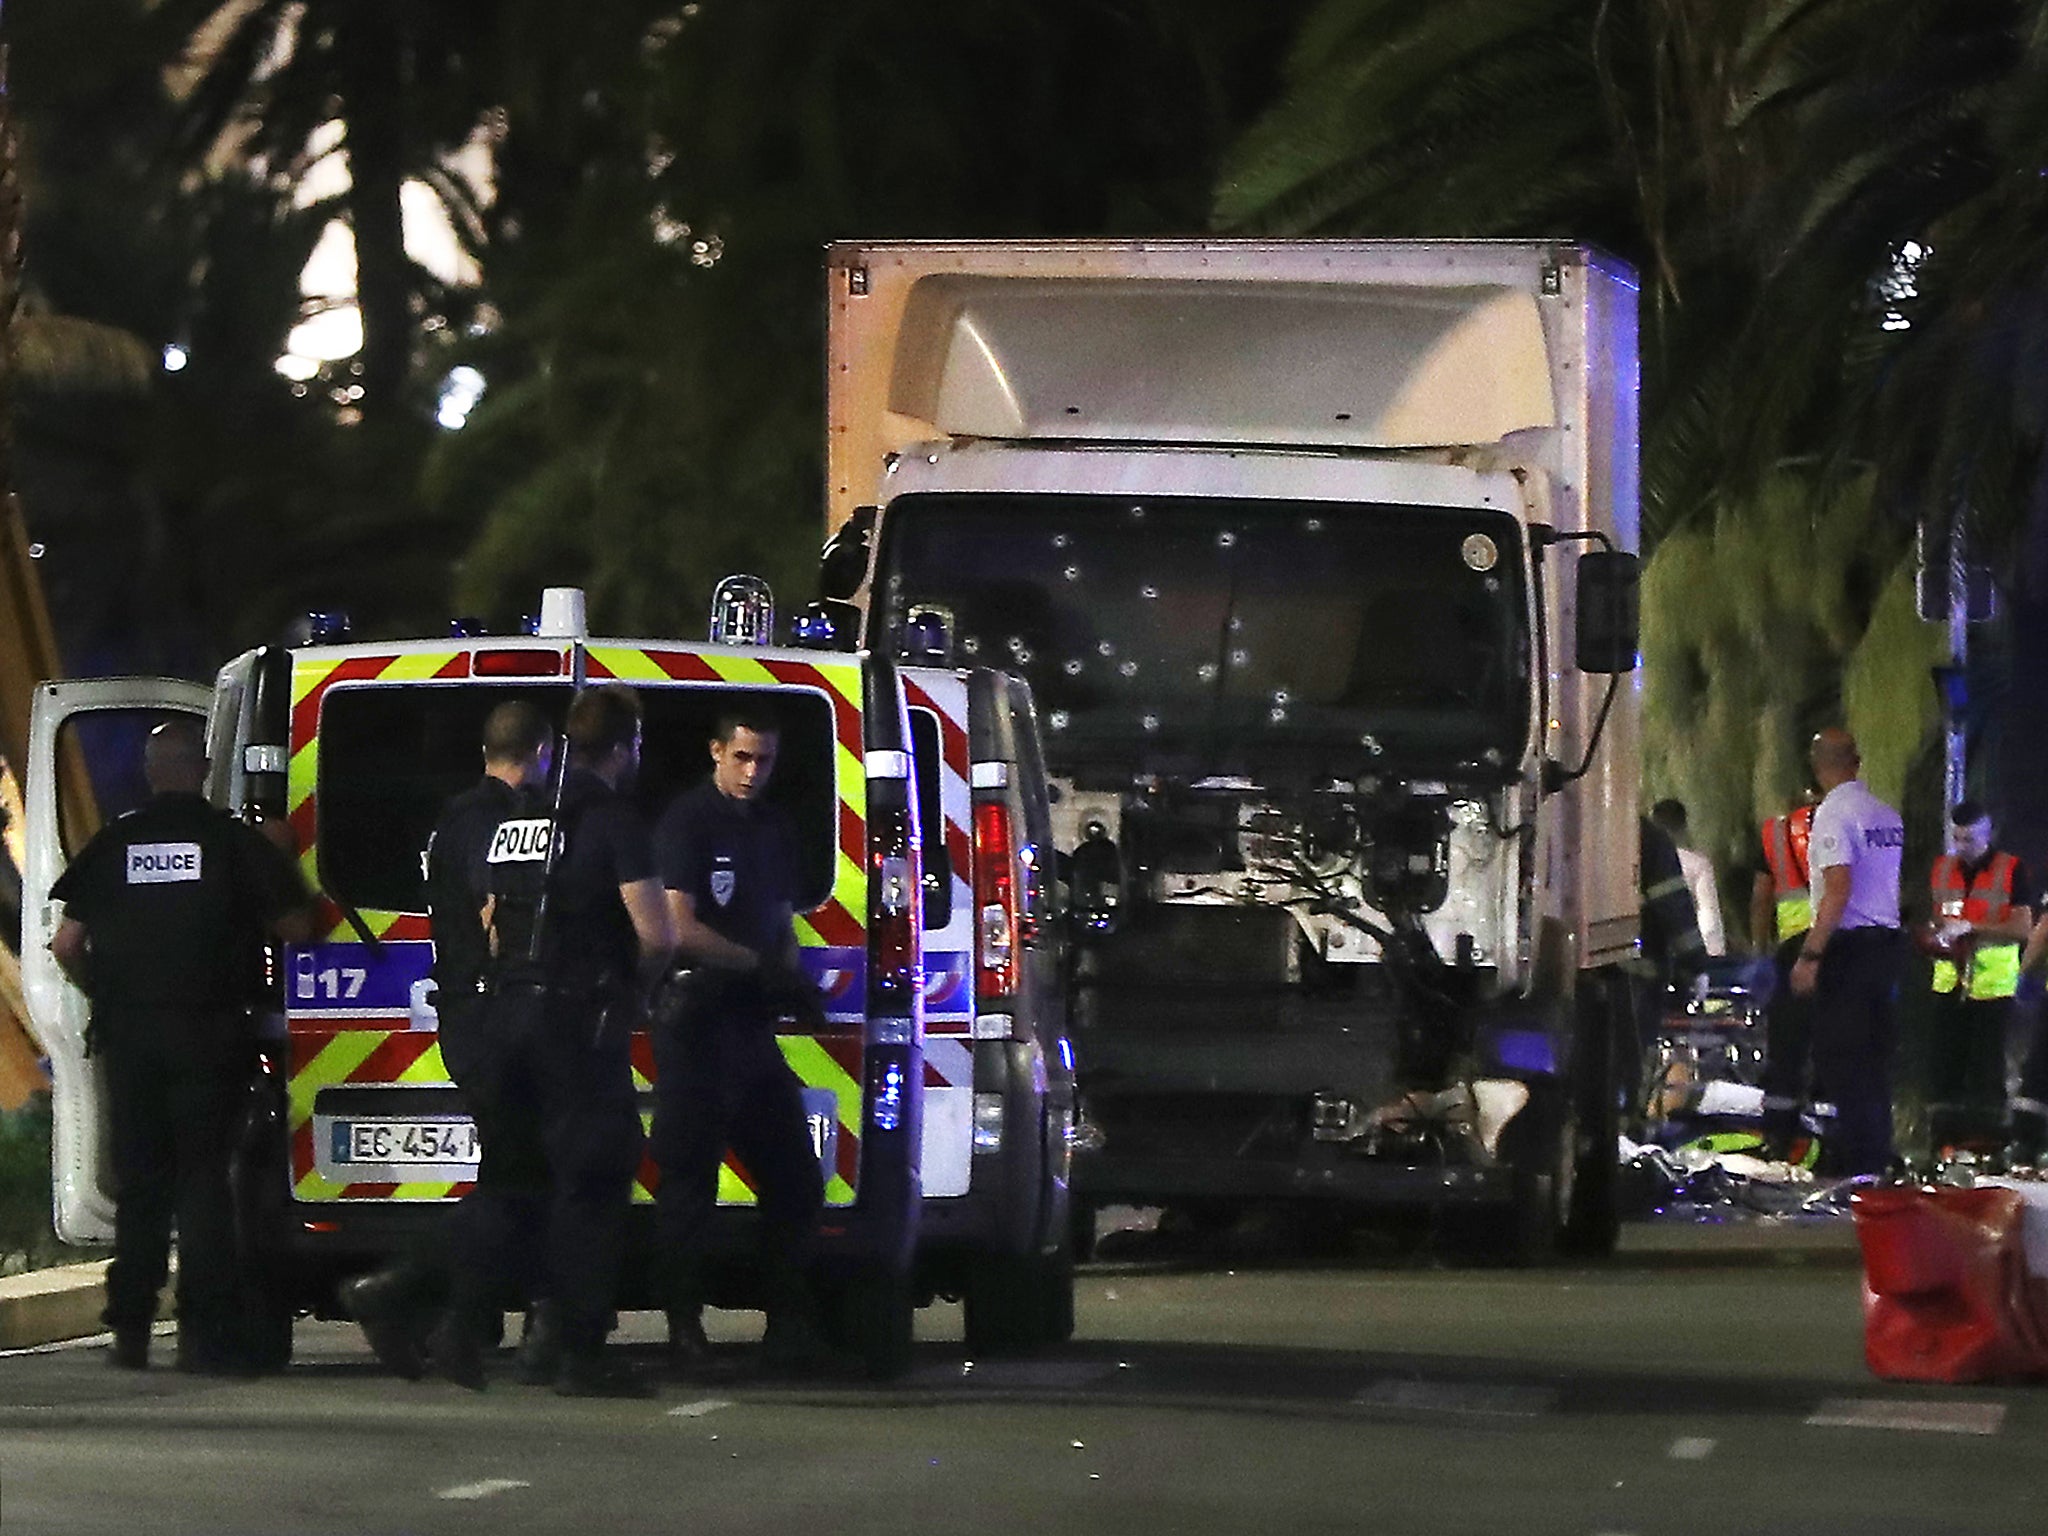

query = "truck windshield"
874;493;1531;781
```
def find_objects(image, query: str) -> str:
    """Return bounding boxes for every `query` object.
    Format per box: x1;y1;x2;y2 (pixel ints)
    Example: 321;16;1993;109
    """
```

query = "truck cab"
23;584;1073;1371
820;239;1643;1261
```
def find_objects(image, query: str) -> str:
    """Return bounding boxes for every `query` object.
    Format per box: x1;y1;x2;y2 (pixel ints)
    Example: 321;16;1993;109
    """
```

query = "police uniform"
442;769;649;1380
1804;778;1907;1176
650;779;824;1336
347;775;551;1375
1925;847;2033;1153
50;791;303;1365
1757;805;1819;1157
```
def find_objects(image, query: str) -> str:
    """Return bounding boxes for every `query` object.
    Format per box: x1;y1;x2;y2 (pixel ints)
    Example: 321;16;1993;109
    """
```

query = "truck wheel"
1560;975;1623;1258
1438;1084;1568;1267
831;1265;915;1381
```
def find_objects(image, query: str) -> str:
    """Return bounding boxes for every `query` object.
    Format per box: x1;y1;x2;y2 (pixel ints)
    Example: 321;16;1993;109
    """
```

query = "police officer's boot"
515;1301;564;1386
342;1267;430;1381
107;1321;150;1371
759;1267;845;1378
665;1308;719;1381
425;1306;488;1392
556;1346;656;1399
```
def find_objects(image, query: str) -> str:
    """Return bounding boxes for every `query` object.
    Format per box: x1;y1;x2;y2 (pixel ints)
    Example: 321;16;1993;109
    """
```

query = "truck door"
22;677;214;1243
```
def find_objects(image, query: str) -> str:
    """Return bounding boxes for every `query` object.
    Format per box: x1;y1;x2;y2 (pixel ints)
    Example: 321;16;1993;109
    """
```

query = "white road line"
912;1359;1117;1390
1352;1380;1557;1418
1805;1399;2006;1436
1667;1437;1716;1461
668;1399;733;1418
436;1479;531;1501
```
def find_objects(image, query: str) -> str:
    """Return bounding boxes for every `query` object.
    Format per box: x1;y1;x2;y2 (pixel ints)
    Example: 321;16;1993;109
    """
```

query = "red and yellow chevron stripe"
288;1026;867;1207
283;642;875;1208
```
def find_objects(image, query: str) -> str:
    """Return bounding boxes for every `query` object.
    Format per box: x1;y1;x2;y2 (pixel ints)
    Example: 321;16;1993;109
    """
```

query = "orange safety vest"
1930;851;2022;999
1761;804;1814;942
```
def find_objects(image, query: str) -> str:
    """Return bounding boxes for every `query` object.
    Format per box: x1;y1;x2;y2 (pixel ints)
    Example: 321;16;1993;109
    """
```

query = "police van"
21;583;1075;1375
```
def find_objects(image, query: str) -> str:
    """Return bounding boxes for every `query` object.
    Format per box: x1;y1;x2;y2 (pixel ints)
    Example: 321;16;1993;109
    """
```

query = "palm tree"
436;0;1312;631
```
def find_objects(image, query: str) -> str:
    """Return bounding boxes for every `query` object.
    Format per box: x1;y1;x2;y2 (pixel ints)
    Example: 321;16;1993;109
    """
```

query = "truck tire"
1560;976;1623;1259
829;1264;915;1381
1439;1083;1569;1267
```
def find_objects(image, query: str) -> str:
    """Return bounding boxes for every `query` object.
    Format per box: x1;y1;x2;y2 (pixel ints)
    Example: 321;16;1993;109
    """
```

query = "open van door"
22;677;212;1243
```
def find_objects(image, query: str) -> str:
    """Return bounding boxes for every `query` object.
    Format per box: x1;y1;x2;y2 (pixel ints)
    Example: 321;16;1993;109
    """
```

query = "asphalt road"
1;1214;2040;1536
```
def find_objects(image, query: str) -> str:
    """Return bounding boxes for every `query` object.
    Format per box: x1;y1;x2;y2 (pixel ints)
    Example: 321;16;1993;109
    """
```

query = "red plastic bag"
1853;1185;2048;1382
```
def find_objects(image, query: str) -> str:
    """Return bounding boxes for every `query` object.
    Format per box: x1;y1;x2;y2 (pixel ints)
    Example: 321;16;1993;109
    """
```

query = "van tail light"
975;800;1018;998
868;796;919;1012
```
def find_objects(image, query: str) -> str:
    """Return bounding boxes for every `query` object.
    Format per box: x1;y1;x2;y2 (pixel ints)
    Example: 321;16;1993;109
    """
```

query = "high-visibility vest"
1761;805;1814;942
1930;851;2022;1000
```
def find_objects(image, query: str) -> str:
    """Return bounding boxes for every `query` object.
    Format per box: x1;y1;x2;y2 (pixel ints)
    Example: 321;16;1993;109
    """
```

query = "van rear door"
23;677;213;1243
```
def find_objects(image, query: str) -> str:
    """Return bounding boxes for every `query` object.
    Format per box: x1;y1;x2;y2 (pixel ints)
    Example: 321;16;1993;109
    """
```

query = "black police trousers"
650;972;824;1317
1810;927;1906;1177
446;986;642;1356
1925;991;2013;1152
1761;933;1819;1153
99;1012;249;1345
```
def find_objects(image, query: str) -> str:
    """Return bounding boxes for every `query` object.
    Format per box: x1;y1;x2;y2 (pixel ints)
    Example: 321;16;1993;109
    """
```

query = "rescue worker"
1789;728;1906;1178
651;702;832;1377
1626;814;1707;1115
429;683;673;1396
344;700;555;1380
48;720;311;1372
1650;799;1725;956
1751;792;1819;1161
1918;801;2033;1159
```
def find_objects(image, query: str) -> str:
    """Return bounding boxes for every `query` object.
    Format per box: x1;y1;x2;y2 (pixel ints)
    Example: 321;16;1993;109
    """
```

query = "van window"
316;682;842;915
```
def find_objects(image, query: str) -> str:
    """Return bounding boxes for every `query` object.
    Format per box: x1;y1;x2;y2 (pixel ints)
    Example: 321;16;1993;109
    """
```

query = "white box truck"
813;240;1642;1259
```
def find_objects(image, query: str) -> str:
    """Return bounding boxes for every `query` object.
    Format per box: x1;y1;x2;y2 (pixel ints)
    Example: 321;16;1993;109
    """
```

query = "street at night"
3;1215;2037;1536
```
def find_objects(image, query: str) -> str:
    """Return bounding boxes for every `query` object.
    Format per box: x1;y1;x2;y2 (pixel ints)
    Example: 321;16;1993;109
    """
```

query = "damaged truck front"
817;240;1642;1260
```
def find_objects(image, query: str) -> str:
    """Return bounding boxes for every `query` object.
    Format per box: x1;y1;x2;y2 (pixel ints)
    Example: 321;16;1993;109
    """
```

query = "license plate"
330;1117;479;1167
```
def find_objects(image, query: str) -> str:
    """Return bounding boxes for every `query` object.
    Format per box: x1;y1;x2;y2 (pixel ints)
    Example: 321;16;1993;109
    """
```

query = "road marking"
1667;1437;1716;1461
1353;1379;1557;1418
914;1359;1116;1390
668;1399;733;1418
436;1479;530;1501
1805;1399;2006;1436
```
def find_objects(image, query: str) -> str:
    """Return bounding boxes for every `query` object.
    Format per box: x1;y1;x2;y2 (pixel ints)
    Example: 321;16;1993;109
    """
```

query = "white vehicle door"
23;677;213;1243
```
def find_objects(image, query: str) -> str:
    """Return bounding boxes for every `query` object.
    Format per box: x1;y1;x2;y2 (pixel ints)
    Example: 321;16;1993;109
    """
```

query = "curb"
0;1260;110;1350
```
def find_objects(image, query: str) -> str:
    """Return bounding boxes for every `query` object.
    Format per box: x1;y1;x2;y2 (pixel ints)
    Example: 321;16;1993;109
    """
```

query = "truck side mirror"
819;506;876;600
1576;550;1640;673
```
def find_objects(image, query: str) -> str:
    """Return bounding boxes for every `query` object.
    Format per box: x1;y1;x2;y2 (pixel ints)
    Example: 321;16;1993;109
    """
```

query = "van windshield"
873;493;1532;782
316;682;841;914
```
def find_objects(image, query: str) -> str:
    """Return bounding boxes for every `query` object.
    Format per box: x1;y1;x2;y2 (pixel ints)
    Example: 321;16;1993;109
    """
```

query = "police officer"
651;702;830;1376
430;683;673;1396
1789;728;1906;1177
1751;792;1819;1161
48;720;310;1372
1918;800;2033;1158
344;700;555;1379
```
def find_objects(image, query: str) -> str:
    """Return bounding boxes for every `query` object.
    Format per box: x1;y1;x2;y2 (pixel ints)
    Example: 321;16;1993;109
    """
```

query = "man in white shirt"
1790;727;1907;1176
1650;799;1725;957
